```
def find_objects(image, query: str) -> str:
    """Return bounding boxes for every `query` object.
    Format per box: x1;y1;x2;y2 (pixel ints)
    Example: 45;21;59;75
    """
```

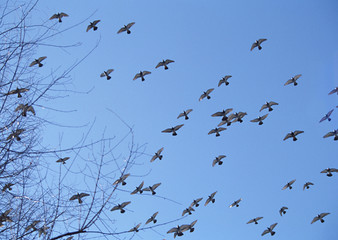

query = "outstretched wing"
208;129;216;135
283;133;292;141
152;183;161;190
162;128;173;133
155;61;164;68
284;79;293;86
206;88;214;94
92;20;100;25
258;38;267;44
165;59;174;64
60;12;69;17
127;22;135;28
174;124;184;131
120;201;131;208
250;42;257;51
49;14;58;20
38;56;47;62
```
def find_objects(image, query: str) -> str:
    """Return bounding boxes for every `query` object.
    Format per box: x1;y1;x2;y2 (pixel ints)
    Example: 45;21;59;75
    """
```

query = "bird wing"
289;179;296;185
250;42;257;51
130;189;138;195
165;59;175;64
250;118;259;123
60;12;69;17
106;69;114;74
174;124;184;131
204;198;211;206
328;88;338;95
86;25;92;32
121;173;130;180
294;130;304;136
229;202;235;208
167;227;178;234
110;205;120;211
155;62;164;68
224;108;233;115
180;224;190;232
210;191;217;197
282;183;289;190
152;183;161;190
199;93;206;101
331;168;338;172
92;20;100;25
79;193;89;198
150;155;157;162
258;38;267;44
185;109;193;114
284;79;293;86
218;79;224;87
182;209;188;216
27;106;35;115
29;60;37;67
270;101;278;106
120;201;131;208
327;109;334;116
69;195;78;201
311;216;319;224
133;73;141;80
208;129;216;135
49;14;58;20
212;159;218;167
256;217;263;221
323;131;334;138
218;127;227;132
38;56;47;62
320;169;328;173
218;155;226;159
143;187;151;192
212;111;223;117
117;26;126;33
157;147;164;154
177;113;184;119
293;74;302;80
127;22;135;28
283;133;292;141
270;223;277;230
190;220;197;227
261;114;269;120
260;104;268;112
320;213;330;218
247;219;254;224
261;229;269;236
206;88;214;94
15;104;25;112
161;128;172;133
143;71;151;76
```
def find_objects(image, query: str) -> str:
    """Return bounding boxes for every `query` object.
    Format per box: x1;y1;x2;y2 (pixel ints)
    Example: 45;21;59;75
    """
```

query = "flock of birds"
0;10;337;240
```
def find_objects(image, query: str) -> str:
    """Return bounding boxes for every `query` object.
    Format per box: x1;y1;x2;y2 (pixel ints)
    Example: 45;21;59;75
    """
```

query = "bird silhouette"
7;129;25;141
128;223;141;232
208;127;226;137
218;75;232;86
323;129;338;140
251;39;267;51
143;183;161;195
247;217;263;224
29;56;47;67
282;179;296;190
328;87;338;95
284;74;302;86
229;198;242;208
279;206;288;216
56;157;70;164
303;182;314;190
5;87;29;98
260;101;278;112
205;191;217;206
131;181;144;194
283;130;304;141
212;155;226;166
110;201;131;213
320;168;338;177
190;198;203;207
146;212;159;224
100;69;114;80
150;147;164;162
211;108;233;122
199;88;214;101
69;193;90;204
162;124;184;136
250;114;268;125
177;109;193;120
156;59;174;70
113;173;130;186
117;22;135;34
86;20;100;32
182;206;195;216
15;104;35;117
133;71;151;81
311;213;330;224
49;12;69;22
319;109;334;122
261;223;277;236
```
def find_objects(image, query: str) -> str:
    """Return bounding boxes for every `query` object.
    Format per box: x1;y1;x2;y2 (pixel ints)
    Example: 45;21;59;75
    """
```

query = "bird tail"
127;30;131;34
226;82;229;86
320;219;324;223
94;26;98;31
259;121;263;125
159;155;163;160
271;231;275;236
258;46;262;50
268;107;273;111
216;133;220;137
59;18;62;23
294;82;298;86
293;136;297;141
107;76;111;80
207;96;211;99
185;116;189;120
164;65;168;70
38;63;43;67
141;77;145;81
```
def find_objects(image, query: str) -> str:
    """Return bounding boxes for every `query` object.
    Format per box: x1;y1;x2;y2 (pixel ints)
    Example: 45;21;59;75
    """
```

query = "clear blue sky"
34;0;337;239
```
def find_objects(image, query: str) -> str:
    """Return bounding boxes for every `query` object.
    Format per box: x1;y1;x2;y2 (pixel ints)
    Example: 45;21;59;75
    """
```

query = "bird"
212;155;226;167
150;147;164;162
303;182;314;190
56;157;70;164
7;129;25;141
250;114;268;125
113;173;130;186
208;127;226;137
319;109;334;122
182;206;195;216
177;109;193;120
181;220;198;233
260;101;279;112
100;69;114;80
69;193;90;204
250;39;267;51
247;217;263;224
128;223;141;232
229;198;242;208
143;183;161;195
279;207;288;216
282;179;296;190
320;168;338;177
283;130;304;141
328;87;338;95
155;59;175;70
5;87;29;98
162;124;184;136
133;71;151;81
25;220;40;232
49;12;69;22
311;213;330;224
261;223;278;236
323;129;338;140
110;201;131;213
167;225;185;238
218;75;232;86
228;112;247;123
117;22;135;34
211;108;233;121
131;181;144;194
205;191;217;206
15;104;35;117
190;198;203;207
284;74;302;86
199;88;214;101
86;20;100;32
146;212;159;224
0;209;13;227
29;56;47;67
38;226;49;237
2;183;14;192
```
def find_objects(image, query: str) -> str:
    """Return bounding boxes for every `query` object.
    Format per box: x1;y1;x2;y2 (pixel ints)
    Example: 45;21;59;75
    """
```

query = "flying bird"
146;212;159;224
320;168;338;177
69;193;90;204
208;127;226;137
250;38;267;51
182;206;195;216
311;213;330;224
162;124;184;136
86;20;100;32
212;155;226;167
218;118;233;127
25;220;40;232
128;223;141;232
181;220;198;233
247;217;263;224
15;104;35;117
56;157;70;164
228;112;247;123
284;74;302;86
131;181;144;194
110;201;131;213
155;59;174;70
211;108;233;121
229;198;242;208
7;129;25;141
177;109;193;120
190;198;203;207
113;173;130;186
199;88;214;101
250;114;268;125
283;130;304;141
29;56;47;67
49;12;69;22
38;226;49;237
279;207;288;216
328;87;338;95
5;87;29;98
261;223;277;236
2;183;14;192
205;191;217;206
167;225;185;238
319;109;334;122
133;71;151;81
323;129;338;140
143;183;161;195
282;179;296;190
218;75;232;86
117;22;135;34
260;101;279;112
150;147;164;162
0;209;13;227
100;69;114;80
303;182;314;190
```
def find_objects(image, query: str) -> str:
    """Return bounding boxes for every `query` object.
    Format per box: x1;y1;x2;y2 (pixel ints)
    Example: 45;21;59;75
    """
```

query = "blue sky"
31;0;338;239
